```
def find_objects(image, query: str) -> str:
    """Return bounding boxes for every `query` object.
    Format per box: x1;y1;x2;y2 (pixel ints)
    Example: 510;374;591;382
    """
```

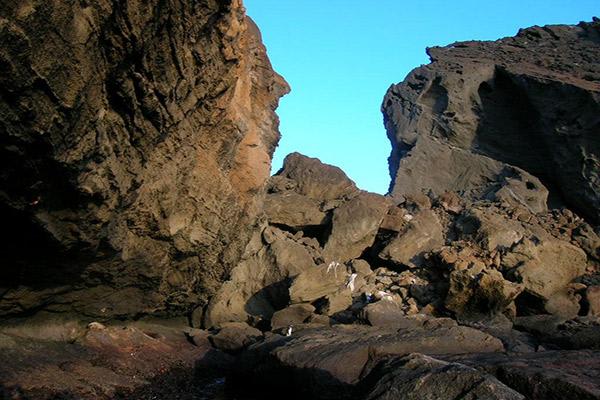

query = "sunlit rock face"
383;21;600;223
0;0;289;319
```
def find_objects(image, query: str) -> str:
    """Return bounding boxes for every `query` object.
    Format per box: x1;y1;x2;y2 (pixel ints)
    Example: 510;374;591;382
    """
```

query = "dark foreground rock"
448;350;600;400
0;318;230;399
362;354;524;400
231;323;504;399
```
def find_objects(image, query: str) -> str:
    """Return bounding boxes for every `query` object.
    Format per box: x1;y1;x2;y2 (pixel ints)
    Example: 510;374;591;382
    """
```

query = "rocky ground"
0;1;599;399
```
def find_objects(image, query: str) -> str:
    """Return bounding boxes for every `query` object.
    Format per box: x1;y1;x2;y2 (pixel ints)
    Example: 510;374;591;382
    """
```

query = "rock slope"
0;0;288;319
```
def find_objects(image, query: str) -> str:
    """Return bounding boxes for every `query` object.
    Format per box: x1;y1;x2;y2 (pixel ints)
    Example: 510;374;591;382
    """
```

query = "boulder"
361;300;406;327
272;153;359;201
317;290;353;316
264;192;327;228
458;206;525;252
450;350;600;400
379;209;444;268
490;168;549;214
289;263;350;304
271;304;316;331
204;227;319;328
323;192;390;263
587;286;600;317
503;238;587;303
235;324;504;399
209;322;263;353
544;288;582;319
445;264;523;320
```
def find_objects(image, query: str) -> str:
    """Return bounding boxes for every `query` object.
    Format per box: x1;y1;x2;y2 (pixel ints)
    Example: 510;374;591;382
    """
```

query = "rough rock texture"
363;354;524;400
0;0;288;319
448;350;600;400
234;324;504;399
383;21;600;223
0;318;228;399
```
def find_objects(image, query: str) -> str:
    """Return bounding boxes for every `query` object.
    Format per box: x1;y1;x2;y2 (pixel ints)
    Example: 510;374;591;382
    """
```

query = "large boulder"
503;238;587;307
450;350;600;400
0;0;289;318
209;322;263;353
379;209;444;268
271;152;359;201
289;262;351;304
323;192;390;263
383;21;600;223
445;263;524;320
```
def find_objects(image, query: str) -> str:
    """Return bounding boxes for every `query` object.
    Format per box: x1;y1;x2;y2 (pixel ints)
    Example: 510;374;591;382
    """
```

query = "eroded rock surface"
0;0;288;319
383;21;600;223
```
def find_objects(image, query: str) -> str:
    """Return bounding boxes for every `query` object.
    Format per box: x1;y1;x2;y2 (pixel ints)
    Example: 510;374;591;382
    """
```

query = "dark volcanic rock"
0;1;288;318
383;21;600;223
363;353;524;400
235;324;504;399
449;350;600;400
0;318;220;399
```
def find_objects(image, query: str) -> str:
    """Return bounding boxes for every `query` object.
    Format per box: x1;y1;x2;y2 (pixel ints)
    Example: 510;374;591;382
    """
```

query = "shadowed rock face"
383;21;600;223
0;0;289;319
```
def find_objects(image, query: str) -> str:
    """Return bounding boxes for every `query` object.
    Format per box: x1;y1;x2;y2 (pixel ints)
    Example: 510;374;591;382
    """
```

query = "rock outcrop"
383;21;600;223
2;7;600;400
0;0;288;319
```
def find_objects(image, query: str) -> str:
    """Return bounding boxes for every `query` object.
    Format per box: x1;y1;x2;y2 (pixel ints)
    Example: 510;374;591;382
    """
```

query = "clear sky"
244;1;598;194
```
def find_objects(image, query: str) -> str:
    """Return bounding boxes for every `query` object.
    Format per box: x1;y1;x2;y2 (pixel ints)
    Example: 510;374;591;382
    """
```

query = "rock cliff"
0;0;288;319
383;20;600;223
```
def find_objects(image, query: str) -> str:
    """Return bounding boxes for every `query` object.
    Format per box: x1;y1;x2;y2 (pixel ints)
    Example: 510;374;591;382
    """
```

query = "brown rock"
210;322;263;353
445;264;524;320
204;227;319;328
438;191;463;214
587;286;600;317
504;238;587;302
0;0;289;318
379;209;444;268
383;20;600;223
271;304;316;331
264;192;327;228
318;290;353;316
323;192;390;263
289;263;350;304
237;324;504;399
273;153;359;201
361;301;406;327
364;354;524;400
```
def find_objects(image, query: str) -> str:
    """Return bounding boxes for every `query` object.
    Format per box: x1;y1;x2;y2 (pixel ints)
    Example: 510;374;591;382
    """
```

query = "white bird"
327;261;340;278
346;273;358;292
285;326;293;337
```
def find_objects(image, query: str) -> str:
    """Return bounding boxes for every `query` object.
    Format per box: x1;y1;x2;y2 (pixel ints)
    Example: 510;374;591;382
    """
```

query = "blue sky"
244;1;598;194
